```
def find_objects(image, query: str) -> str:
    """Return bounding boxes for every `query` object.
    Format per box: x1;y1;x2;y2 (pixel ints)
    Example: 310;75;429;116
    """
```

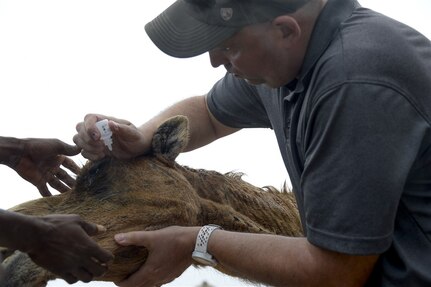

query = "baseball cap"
145;0;306;58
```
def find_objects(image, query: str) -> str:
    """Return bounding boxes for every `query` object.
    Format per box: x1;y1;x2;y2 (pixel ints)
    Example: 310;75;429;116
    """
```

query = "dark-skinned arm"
0;209;113;284
0;136;81;196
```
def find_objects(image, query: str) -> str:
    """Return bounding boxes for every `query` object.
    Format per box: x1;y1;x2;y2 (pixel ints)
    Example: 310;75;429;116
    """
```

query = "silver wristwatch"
192;224;221;266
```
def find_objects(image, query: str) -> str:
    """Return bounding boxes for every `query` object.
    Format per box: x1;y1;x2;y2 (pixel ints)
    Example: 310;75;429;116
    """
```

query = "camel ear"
151;115;189;161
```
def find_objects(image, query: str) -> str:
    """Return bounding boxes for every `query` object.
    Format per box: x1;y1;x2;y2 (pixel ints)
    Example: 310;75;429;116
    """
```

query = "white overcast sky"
0;1;430;286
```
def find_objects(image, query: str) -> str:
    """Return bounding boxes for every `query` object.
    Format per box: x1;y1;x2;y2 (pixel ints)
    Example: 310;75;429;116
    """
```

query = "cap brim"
145;1;239;58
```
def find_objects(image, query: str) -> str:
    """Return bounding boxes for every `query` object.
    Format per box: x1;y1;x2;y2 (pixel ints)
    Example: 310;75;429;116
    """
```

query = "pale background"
0;1;430;286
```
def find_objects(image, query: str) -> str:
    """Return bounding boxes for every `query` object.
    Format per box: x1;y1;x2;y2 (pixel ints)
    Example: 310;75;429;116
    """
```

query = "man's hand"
9;138;81;197
73;114;147;161
114;226;199;287
25;214;113;284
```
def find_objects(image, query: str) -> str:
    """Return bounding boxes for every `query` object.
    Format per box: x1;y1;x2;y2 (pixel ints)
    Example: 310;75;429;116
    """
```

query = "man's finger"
84;257;109;277
61;144;82;157
84;114;105;141
62;273;78;285
78;222;114;263
80;221;107;236
61;157;81;175
54;168;76;188
48;177;70;193
38;185;52;197
114;231;150;247
80;149;105;161
72;267;93;283
51;141;81;157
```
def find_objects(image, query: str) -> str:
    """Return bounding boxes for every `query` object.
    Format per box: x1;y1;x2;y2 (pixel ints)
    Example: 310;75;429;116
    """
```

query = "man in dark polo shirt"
74;0;431;286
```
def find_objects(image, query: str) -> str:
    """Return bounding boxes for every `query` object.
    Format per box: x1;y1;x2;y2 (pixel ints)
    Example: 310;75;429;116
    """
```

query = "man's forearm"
208;230;377;287
139;95;238;152
208;231;315;286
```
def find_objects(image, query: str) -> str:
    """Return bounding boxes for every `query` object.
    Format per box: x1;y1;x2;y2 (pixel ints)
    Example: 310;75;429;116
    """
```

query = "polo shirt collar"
284;0;359;101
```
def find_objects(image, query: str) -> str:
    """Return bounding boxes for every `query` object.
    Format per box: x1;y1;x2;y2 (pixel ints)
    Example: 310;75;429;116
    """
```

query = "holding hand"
114;226;199;287
74;114;147;161
24;214;113;284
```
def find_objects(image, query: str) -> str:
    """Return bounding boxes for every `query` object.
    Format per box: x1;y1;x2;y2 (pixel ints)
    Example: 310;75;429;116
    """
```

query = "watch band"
192;224;221;266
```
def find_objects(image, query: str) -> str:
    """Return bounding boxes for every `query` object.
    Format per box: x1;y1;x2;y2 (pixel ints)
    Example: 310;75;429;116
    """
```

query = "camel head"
0;115;302;287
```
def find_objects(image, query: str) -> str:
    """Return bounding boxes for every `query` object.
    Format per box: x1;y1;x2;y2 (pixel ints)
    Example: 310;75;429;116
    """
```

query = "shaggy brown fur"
0;116;302;287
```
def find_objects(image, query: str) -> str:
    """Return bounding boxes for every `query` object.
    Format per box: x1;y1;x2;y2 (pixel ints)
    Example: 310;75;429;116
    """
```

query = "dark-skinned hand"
8;138;81;196
24;214;113;284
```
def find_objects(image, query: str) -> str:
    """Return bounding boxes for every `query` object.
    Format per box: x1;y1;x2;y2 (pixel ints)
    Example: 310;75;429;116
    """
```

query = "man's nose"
208;49;230;68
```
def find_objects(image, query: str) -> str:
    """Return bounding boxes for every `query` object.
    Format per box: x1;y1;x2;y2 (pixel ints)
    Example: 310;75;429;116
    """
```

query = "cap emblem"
220;7;233;21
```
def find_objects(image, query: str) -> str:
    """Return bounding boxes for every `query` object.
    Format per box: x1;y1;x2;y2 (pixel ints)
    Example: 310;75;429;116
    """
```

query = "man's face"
208;22;295;88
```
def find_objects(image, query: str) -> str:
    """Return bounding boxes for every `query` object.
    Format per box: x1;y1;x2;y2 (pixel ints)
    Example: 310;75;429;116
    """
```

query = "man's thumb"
81;221;107;236
114;231;147;246
62;144;82;156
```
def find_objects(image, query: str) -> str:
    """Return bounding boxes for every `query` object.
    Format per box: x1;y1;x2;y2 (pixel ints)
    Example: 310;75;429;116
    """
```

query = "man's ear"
272;15;302;48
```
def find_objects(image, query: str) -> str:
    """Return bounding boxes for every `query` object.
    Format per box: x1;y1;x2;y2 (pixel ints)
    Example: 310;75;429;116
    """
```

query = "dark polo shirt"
207;0;431;285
